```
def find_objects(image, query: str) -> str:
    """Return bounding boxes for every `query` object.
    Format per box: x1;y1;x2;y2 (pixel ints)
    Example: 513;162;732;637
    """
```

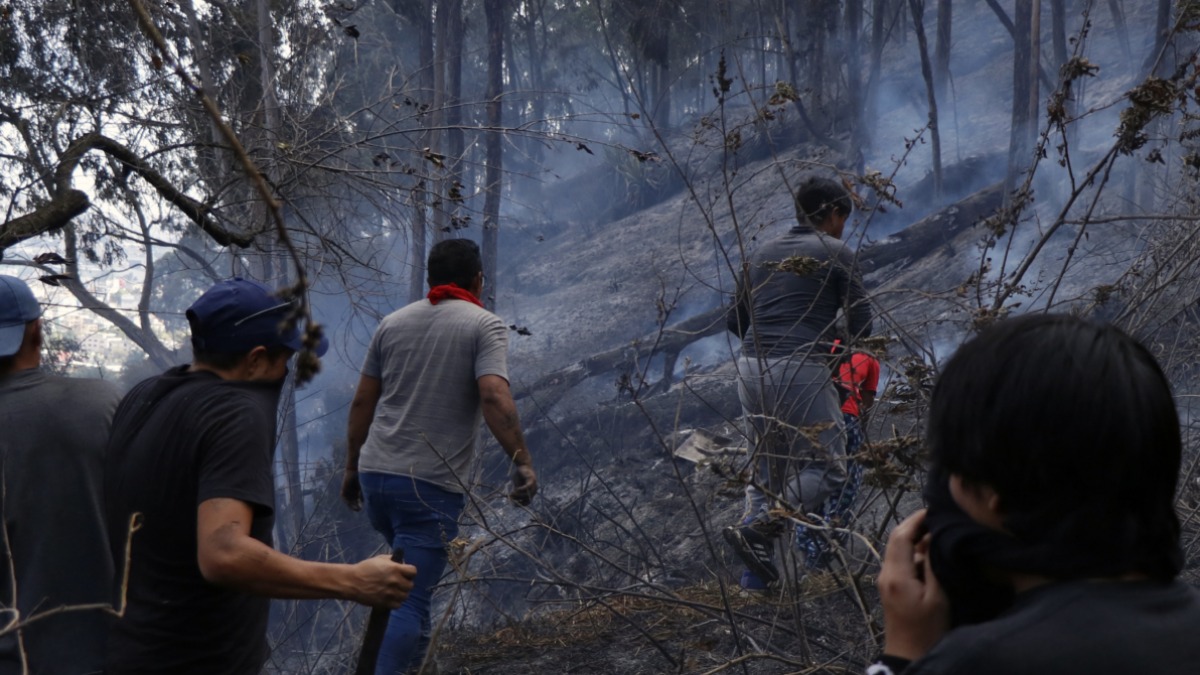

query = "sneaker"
739;568;768;591
723;525;779;584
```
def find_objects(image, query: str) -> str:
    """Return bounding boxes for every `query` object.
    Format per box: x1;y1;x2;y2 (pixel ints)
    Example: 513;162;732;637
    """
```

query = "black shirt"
104;366;281;675
907;579;1200;674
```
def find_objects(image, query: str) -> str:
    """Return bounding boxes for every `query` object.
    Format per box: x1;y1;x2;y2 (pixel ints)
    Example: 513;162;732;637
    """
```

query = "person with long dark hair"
874;314;1200;674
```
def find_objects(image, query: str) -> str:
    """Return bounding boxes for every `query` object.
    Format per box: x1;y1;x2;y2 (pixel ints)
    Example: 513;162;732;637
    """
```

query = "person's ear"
28;319;43;351
245;345;270;378
985;487;1002;516
949;473;1006;531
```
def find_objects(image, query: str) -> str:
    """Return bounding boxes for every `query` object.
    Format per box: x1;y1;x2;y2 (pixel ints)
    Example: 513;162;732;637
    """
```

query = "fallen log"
857;181;1004;273
515;182;1005;403
513;306;728;403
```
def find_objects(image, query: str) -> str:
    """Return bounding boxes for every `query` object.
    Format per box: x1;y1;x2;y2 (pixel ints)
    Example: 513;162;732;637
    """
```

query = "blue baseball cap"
186;278;329;356
0;276;41;358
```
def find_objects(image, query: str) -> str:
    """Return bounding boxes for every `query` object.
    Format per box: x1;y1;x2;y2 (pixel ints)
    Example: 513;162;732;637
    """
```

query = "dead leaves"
37;274;72;287
763;255;828;277
1117;76;1178;155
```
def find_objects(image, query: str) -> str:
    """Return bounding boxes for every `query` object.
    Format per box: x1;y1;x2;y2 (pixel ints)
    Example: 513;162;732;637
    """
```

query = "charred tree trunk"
1139;0;1175;211
1146;0;1174;76
445;0;465;233
1049;0;1068;70
519;0;547;166
1005;0;1035;196
811;0;827;112
909;0;943;200
1106;0;1132;66
652;4;671;131
778;2;821;140
934;0;951;98
430;0;450;242
757;3;767;96
408;0;435;303
482;0;505;310
845;0;865;170
1049;0;1078;149
864;0;888;148
1028;0;1041;153
984;0;1054;93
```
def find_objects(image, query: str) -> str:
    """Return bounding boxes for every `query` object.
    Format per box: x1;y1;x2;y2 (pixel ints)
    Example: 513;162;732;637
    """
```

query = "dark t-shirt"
0;368;120;675
907;579;1200;674
103;366;281;675
729;224;872;359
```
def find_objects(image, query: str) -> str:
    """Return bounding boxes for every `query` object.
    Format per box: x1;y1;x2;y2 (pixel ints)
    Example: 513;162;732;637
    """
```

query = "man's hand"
479;374;537;505
347;554;417;609
878;509;950;662
861;391;876;415
341;469;363;511
510;464;538;506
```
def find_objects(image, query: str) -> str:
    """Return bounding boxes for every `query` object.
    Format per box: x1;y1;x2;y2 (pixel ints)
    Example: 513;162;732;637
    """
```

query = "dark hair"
928;313;1183;579
427;239;482;289
794;176;853;226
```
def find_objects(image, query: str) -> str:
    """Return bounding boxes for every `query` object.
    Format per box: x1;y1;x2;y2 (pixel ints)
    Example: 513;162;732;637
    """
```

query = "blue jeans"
361;472;465;675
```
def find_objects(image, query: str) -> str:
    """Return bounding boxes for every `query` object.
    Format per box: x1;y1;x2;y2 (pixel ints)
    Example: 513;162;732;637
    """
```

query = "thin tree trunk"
653;0;671;131
521;0;546;165
430;0;449;241
984;0;1055;92
1145;0;1173;76
482;0;505;311
593;0;635;120
781;9;822;140
181;0;223;182
1005;0;1034;195
934;0;951;97
1050;0;1068;71
445;0;464;232
864;0;887;147
255;0;305;554
1106;0;1131;65
1028;0;1041;153
909;0;942;200
812;1;828;115
1139;0;1174;210
774;0;785;81
846;0;865;170
409;0;435;303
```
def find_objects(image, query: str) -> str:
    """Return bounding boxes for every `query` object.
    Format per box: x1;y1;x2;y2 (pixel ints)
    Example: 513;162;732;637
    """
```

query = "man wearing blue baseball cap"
0;274;122;674
104;278;417;675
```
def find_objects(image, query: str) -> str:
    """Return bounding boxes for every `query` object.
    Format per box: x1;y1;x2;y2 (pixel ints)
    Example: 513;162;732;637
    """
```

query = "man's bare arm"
479;374;537;504
196;497;415;607
343;374;382;510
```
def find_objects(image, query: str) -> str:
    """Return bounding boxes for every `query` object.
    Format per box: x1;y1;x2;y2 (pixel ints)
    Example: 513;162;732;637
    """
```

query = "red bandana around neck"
427;284;484;308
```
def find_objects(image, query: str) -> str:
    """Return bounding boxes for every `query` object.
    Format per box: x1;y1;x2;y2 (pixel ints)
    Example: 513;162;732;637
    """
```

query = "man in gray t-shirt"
343;238;537;674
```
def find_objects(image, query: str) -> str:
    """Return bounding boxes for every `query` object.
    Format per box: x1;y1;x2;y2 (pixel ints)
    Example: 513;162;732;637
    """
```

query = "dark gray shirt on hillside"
730;223;872;359
0;367;120;675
